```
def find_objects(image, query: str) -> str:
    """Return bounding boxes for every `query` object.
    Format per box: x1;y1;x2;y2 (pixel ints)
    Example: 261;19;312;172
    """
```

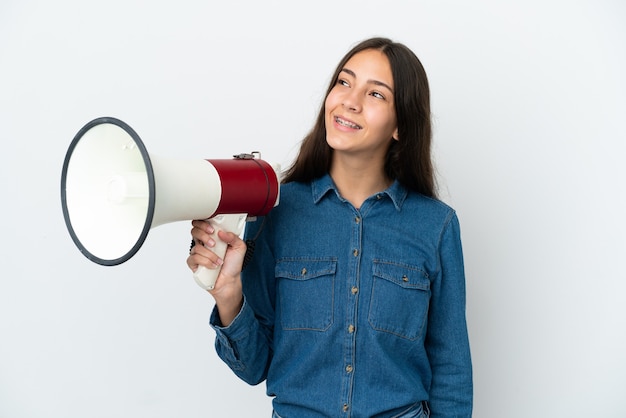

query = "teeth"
336;117;361;129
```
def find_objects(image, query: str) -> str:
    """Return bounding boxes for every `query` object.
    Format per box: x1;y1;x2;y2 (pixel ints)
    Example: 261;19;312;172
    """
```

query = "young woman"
188;37;473;418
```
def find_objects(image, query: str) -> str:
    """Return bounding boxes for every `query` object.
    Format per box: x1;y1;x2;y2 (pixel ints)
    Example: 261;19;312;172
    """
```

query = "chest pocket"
275;258;337;331
368;260;431;341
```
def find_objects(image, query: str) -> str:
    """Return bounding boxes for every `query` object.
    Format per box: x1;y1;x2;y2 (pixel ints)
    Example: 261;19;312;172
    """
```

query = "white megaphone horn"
60;117;280;290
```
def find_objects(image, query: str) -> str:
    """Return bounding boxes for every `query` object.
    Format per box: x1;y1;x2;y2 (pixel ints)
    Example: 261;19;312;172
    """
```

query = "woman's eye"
337;79;349;87
371;91;385;100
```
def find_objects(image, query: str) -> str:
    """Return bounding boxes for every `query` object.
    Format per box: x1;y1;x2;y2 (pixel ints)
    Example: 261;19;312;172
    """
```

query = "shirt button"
345;364;353;373
376;194;382;200
343;404;349;412
301;268;307;276
348;324;355;333
353;249;359;256
351;286;358;295
355;216;361;224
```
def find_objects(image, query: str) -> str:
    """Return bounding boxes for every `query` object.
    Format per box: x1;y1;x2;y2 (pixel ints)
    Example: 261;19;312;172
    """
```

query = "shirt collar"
311;174;407;211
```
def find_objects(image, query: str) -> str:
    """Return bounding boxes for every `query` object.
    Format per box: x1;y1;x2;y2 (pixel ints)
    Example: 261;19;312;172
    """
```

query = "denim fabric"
274;401;428;418
210;174;472;417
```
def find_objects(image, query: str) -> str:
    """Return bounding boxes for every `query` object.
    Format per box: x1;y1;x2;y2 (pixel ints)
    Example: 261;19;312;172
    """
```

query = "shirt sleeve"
209;297;271;385
425;211;473;417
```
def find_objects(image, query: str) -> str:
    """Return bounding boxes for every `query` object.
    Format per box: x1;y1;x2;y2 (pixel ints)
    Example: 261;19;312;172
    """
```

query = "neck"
329;155;391;209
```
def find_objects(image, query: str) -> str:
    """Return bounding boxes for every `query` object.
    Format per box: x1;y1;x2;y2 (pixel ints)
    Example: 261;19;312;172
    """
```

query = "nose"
342;90;362;112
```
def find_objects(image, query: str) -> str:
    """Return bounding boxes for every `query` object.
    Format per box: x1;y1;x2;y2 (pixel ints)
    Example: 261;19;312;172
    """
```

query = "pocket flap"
372;260;430;290
276;258;337;281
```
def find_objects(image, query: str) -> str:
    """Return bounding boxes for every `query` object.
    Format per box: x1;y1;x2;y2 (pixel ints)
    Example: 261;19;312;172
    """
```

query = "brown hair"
282;37;436;198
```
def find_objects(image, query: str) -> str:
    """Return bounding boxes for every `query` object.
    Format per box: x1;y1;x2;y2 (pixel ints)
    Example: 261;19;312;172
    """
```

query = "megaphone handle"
193;213;247;290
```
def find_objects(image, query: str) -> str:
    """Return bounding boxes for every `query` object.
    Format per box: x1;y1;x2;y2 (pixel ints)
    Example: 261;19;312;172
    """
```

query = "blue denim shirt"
210;174;473;417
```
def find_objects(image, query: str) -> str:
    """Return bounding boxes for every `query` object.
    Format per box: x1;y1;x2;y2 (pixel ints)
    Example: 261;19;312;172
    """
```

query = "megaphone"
60;117;280;290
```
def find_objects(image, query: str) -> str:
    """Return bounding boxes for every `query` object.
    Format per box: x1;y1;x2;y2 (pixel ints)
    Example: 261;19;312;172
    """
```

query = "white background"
1;1;625;417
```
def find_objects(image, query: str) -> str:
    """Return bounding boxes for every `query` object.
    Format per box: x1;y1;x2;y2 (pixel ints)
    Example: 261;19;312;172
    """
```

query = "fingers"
187;221;246;272
190;220;245;251
188;244;223;270
217;230;246;253
190;220;216;248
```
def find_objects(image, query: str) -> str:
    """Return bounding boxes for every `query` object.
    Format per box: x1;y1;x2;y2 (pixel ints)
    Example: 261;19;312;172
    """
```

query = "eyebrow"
341;68;394;94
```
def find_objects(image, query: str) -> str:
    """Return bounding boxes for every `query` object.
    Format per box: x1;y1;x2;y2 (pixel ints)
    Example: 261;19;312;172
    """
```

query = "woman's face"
325;49;398;160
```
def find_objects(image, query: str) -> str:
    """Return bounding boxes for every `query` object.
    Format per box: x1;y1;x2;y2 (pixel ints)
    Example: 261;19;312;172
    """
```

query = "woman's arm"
425;212;473;417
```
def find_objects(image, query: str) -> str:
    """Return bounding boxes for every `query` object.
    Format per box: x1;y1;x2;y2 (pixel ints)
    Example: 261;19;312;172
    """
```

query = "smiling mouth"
335;116;362;130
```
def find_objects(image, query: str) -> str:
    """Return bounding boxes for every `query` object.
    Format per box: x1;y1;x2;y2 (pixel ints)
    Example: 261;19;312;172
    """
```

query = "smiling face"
324;49;398;163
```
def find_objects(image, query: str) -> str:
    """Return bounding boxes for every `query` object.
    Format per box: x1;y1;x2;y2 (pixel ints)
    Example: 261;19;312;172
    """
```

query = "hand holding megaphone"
191;213;247;290
61;117;280;289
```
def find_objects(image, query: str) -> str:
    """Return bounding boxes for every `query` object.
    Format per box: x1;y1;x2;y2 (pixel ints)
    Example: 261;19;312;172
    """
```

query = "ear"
392;128;399;141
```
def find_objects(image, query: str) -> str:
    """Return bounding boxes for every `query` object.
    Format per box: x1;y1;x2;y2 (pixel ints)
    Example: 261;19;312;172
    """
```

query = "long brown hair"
282;37;436;198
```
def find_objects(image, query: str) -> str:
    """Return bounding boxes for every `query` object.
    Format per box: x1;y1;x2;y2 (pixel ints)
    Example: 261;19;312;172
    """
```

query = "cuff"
209;297;254;342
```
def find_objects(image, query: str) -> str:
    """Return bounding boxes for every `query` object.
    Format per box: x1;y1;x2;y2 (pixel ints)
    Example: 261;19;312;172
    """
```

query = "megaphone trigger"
193;213;247;290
